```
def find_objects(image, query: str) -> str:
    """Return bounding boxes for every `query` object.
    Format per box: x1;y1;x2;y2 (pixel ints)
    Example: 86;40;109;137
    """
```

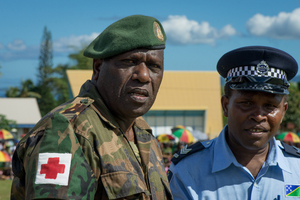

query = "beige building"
0;98;42;139
66;70;223;139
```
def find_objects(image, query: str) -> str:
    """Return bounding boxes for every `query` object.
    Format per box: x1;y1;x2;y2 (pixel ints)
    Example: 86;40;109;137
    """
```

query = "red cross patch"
35;153;72;186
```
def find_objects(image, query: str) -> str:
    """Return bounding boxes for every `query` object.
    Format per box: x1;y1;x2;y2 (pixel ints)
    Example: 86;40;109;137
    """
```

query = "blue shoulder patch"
171;141;205;165
280;141;300;158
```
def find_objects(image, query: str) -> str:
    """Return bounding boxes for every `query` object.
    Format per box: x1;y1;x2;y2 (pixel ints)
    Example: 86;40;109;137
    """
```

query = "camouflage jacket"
11;80;172;200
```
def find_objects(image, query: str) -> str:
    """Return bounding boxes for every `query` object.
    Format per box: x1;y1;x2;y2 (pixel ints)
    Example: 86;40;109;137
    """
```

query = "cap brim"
229;82;289;95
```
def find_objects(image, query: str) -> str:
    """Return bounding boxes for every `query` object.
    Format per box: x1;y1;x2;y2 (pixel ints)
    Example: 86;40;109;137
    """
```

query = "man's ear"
221;95;229;117
280;101;288;123
92;59;103;80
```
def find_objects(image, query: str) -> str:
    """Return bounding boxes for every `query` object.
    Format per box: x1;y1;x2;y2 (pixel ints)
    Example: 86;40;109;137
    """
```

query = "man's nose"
132;63;150;83
249;106;267;122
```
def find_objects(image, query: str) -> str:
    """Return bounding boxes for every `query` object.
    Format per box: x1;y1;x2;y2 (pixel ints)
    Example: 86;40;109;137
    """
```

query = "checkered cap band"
227;66;287;80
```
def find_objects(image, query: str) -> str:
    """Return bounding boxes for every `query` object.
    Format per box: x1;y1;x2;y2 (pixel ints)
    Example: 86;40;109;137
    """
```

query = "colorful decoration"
0;150;11;162
276;132;300;143
157;134;175;143
0;129;14;140
171;125;195;144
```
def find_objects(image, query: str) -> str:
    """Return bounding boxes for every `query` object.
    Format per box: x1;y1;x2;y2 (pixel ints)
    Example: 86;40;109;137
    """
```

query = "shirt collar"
212;125;240;173
271;139;292;173
211;126;291;173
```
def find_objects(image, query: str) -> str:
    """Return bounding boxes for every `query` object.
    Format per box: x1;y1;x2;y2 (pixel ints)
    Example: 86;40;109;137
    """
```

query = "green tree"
5;79;41;98
282;82;300;132
50;45;93;104
68;46;93;69
37;27;53;84
5;87;19;97
35;26;56;116
51;64;70;105
0;114;16;131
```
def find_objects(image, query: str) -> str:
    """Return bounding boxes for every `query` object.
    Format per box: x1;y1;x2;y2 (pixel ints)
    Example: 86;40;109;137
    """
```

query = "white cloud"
53;33;99;52
246;8;300;39
0;46;39;61
0;33;99;62
161;15;236;45
7;40;27;51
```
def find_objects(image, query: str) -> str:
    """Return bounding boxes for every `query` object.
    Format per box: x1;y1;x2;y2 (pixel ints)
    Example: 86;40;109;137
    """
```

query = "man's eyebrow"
124;53;141;59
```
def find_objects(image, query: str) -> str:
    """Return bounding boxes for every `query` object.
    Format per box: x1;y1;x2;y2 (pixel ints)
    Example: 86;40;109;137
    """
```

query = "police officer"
11;15;172;199
168;46;300;199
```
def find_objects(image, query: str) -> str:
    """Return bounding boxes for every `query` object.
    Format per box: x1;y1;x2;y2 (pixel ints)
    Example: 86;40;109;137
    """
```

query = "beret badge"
153;21;164;41
256;60;269;75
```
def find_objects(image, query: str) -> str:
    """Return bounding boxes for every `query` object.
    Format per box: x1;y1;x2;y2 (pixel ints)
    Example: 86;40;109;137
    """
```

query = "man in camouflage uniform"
11;15;172;200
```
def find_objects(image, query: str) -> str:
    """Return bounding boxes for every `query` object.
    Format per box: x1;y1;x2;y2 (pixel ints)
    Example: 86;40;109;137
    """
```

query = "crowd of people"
0;140;15;180
159;140;187;172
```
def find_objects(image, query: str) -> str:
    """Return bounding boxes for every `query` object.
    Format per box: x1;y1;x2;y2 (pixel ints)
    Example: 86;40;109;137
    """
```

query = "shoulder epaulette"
280;141;300;158
59;97;94;122
171;141;205;165
28;97;94;134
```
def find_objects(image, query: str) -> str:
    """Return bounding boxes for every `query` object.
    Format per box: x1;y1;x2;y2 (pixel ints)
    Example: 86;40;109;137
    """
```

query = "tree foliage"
35;26;56;116
37;27;53;85
68;47;93;69
4;27;93;117
282;82;300;132
0;114;16;131
50;64;70;105
6;79;41;98
35;28;93;116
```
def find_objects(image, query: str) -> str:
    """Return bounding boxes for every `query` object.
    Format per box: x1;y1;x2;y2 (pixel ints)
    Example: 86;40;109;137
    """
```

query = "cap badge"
153;21;164;41
256;60;269;75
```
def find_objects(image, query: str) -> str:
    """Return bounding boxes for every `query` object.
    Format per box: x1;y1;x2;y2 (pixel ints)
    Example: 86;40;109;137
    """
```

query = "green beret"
83;15;167;59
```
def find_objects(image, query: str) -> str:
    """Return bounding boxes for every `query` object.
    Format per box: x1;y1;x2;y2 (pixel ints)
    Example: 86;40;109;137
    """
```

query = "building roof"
66;70;223;138
0;98;41;128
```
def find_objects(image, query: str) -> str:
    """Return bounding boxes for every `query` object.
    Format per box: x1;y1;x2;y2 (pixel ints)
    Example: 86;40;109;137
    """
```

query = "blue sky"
1;0;300;96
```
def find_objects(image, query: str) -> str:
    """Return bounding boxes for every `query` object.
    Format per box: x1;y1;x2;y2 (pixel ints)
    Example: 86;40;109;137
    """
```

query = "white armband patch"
35;153;72;186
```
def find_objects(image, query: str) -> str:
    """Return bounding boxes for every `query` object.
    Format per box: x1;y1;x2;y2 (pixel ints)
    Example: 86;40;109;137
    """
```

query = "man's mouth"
130;92;147;97
128;88;149;102
245;126;269;137
129;88;149;96
248;128;266;133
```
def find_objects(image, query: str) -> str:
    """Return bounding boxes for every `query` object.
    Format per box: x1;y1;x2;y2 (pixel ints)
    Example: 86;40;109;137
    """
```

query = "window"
143;110;205;136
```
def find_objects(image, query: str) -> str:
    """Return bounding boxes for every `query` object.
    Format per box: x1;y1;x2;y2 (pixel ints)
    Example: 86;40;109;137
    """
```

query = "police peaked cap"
83;15;167;59
217;46;298;95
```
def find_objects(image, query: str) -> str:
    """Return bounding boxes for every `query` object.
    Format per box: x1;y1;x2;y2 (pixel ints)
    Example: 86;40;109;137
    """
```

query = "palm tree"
5;79;41;98
19;79;41;98
5;87;20;97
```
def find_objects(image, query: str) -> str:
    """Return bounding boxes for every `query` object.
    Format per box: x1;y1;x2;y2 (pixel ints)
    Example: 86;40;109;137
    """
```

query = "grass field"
0;180;12;200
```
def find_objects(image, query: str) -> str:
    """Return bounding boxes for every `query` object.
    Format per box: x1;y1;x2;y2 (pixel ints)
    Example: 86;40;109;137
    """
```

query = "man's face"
222;90;288;151
93;48;164;120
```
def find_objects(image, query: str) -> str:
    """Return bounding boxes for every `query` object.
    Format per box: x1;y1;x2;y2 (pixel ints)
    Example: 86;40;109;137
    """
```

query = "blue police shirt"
168;126;300;200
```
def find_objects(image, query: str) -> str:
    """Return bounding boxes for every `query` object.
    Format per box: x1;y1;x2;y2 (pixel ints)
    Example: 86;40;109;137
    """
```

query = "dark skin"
221;90;288;178
91;48;164;142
